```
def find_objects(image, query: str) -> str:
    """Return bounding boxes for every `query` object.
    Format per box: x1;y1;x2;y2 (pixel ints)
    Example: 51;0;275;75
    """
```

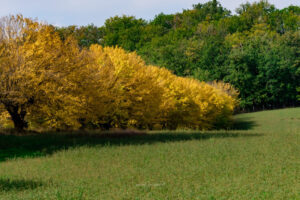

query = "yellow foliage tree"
85;45;163;129
0;15;238;131
0;15;87;131
85;46;238;130
149;67;238;130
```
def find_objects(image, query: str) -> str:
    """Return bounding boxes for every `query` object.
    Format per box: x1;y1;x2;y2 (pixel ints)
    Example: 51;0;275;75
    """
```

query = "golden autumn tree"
0;15;87;131
84;45;163;129
0;15;238;131
82;46;238;130
143;66;238;130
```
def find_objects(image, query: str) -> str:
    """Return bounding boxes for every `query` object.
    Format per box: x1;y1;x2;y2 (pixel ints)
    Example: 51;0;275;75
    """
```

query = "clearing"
0;108;300;199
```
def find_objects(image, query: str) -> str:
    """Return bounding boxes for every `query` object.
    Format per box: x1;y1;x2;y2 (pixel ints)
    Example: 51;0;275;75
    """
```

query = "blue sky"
0;0;299;26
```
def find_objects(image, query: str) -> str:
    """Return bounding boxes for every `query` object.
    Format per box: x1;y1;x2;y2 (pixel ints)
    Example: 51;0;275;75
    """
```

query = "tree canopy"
0;15;89;130
0;15;238;131
56;0;300;111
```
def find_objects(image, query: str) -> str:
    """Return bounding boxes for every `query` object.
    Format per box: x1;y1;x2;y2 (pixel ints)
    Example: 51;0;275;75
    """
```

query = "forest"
0;15;237;131
56;0;300;111
1;1;300;199
0;0;299;131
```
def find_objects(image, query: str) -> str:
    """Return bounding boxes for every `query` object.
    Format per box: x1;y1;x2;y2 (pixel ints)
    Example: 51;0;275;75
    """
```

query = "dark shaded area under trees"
0;129;261;162
56;0;300;111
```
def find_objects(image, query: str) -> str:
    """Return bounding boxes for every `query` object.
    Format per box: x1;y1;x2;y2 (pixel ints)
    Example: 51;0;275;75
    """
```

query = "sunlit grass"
0;108;300;199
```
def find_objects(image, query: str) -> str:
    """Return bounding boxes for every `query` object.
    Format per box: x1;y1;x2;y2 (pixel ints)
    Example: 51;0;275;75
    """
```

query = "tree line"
0;15;237;131
56;0;300;111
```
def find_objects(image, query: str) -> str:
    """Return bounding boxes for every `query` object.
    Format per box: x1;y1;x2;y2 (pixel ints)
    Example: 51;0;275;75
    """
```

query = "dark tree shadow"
0;178;43;191
232;117;257;130
0;130;262;162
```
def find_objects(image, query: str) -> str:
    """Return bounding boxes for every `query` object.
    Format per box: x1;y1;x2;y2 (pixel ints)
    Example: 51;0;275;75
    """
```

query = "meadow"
0;107;300;199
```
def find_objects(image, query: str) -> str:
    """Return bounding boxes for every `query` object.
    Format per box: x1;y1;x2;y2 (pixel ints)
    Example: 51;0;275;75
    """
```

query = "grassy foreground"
0;108;300;199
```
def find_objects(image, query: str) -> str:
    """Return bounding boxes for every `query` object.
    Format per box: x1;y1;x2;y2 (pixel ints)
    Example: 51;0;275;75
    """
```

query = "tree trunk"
5;104;27;132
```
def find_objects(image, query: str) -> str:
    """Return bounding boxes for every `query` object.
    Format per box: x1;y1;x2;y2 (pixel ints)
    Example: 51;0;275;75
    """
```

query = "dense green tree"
55;0;300;111
224;28;300;110
56;24;103;47
101;15;147;51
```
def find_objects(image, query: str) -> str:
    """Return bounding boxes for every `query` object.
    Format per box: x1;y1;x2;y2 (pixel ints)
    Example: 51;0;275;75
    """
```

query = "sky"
0;0;299;27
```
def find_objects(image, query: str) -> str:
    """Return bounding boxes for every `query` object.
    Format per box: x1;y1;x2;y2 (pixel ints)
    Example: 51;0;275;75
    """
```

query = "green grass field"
0;108;300;200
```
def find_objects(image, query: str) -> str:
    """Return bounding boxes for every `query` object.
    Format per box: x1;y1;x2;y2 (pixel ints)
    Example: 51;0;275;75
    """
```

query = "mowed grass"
0;108;300;199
